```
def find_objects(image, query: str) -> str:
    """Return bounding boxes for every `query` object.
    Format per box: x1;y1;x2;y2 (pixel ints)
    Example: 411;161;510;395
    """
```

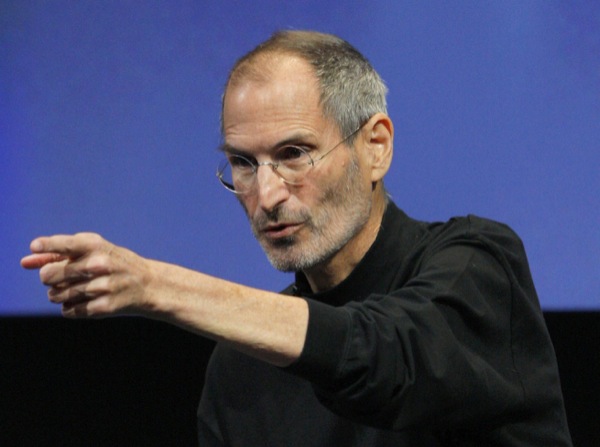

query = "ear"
362;113;393;183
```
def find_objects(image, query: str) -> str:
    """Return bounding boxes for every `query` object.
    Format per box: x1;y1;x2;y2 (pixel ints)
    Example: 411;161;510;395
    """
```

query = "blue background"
1;1;598;314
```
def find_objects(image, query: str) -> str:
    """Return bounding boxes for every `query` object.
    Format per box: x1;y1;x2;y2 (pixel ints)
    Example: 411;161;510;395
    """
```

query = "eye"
228;154;255;170
276;145;308;162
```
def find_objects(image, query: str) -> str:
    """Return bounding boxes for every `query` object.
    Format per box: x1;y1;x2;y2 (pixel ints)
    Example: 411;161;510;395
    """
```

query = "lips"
262;222;302;238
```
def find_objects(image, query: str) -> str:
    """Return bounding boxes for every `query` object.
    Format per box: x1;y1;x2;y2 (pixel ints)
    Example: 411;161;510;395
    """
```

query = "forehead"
222;55;334;150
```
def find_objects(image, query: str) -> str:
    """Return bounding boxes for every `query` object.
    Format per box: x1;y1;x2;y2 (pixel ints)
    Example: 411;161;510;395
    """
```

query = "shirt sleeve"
286;239;556;433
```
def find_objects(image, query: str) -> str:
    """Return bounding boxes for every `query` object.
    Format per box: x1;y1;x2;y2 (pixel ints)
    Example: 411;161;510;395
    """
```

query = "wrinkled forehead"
223;55;324;119
227;52;316;91
222;55;335;146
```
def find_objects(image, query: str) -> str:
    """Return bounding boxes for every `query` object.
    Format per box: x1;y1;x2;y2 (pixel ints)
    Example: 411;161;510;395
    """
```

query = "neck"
303;187;388;293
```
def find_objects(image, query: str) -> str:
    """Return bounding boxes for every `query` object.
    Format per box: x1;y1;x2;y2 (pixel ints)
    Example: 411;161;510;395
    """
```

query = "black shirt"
197;202;572;446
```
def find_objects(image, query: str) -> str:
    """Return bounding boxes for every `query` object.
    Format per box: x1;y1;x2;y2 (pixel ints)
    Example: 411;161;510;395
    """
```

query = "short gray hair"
222;30;388;140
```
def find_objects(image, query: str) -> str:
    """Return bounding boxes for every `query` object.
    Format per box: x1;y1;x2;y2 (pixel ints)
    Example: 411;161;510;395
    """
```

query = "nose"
255;164;290;212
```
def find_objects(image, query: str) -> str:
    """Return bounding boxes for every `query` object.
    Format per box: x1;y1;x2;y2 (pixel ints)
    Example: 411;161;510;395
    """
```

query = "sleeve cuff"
284;298;350;387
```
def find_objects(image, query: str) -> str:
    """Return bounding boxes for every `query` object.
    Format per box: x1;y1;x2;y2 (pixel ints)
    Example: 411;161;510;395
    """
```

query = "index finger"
29;233;104;257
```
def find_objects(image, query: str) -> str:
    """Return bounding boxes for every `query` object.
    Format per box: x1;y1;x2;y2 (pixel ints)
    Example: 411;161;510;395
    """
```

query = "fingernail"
31;240;42;252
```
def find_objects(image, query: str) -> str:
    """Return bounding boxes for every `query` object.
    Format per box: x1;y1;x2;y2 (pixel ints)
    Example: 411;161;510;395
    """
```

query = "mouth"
262;222;303;239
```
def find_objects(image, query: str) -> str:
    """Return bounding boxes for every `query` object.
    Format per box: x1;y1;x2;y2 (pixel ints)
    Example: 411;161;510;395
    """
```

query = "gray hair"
222;30;388;140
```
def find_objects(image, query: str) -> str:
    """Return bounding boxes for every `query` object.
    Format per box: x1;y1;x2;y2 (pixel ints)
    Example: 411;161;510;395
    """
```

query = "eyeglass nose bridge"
251;160;288;187
254;159;280;172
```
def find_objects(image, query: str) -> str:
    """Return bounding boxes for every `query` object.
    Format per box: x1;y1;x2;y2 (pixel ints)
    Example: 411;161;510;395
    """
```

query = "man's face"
222;56;373;273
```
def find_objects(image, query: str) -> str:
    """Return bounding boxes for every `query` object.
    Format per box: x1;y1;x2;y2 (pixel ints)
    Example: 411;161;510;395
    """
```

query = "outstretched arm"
21;232;308;367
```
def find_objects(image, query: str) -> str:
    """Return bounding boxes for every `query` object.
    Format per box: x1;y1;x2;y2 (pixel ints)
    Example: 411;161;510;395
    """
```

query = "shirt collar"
293;201;424;305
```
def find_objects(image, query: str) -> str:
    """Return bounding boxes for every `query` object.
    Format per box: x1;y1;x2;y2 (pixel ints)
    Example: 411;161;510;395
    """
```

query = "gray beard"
250;156;371;272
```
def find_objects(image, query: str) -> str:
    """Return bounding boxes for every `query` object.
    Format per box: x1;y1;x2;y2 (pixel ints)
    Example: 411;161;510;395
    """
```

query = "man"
22;31;572;446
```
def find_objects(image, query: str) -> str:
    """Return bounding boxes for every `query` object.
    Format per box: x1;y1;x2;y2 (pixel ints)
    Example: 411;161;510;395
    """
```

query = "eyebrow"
219;132;318;155
218;143;243;155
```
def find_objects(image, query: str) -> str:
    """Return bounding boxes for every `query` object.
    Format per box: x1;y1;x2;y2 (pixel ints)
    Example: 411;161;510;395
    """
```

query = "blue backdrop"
1;1;598;314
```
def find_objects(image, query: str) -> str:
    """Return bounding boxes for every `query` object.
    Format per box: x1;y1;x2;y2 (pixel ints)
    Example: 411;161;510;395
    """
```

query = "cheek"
292;181;322;209
302;159;340;192
236;194;255;218
313;155;364;193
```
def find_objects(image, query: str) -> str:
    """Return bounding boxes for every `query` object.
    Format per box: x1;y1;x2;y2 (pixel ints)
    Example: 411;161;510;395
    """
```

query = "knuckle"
96;274;113;295
86;253;111;274
39;264;55;285
39;269;49;284
74;232;105;251
47;288;59;302
88;233;104;246
89;296;112;316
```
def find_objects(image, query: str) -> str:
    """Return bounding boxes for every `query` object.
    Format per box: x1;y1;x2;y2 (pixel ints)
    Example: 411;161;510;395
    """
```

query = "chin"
262;236;342;273
262;241;306;272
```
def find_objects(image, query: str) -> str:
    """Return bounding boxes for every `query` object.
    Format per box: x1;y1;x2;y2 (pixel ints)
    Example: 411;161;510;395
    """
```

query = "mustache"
251;206;311;230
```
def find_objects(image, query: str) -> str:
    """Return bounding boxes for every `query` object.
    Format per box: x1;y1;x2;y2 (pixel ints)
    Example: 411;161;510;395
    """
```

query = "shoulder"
420;214;527;264
428;214;520;242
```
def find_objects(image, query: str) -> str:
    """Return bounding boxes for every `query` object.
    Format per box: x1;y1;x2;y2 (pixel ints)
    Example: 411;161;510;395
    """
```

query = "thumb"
20;253;68;270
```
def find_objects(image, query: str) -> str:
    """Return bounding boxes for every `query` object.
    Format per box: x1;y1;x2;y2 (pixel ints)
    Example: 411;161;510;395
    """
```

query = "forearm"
21;233;309;368
145;259;309;367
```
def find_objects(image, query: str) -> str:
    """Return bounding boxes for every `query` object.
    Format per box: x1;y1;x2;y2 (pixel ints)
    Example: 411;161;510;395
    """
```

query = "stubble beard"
249;157;371;272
